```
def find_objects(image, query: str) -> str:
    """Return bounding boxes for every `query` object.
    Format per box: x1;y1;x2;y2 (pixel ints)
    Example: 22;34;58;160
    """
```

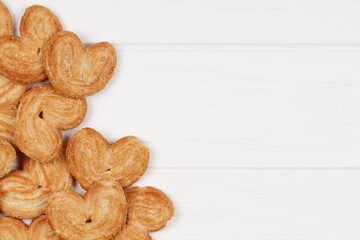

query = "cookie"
0;74;28;111
0;217;27;240
29;215;59;240
0;215;59;240
0;5;62;84
15;84;87;163
0;137;15;178
47;180;127;240
113;186;174;240
113;223;151;240
45;31;117;98
0;0;12;37
0;107;16;145
0;1;28;146
0;0;28;109
0;151;72;219
66;128;149;190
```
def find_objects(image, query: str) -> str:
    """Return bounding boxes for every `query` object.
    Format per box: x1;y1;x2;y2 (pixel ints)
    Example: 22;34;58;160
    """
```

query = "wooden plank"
67;170;360;240
61;47;360;168
4;0;360;43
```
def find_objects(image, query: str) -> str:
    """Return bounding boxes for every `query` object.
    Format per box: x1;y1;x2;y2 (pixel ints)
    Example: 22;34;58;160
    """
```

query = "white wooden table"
7;0;360;239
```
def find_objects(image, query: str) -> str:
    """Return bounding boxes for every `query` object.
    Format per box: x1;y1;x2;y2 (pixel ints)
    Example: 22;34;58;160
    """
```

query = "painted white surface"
3;0;360;239
4;0;360;43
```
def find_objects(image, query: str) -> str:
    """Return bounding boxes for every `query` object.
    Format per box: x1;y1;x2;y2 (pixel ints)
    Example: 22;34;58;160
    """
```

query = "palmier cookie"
0;151;72;219
45;31;117;98
28;215;59;240
0;137;15;178
0;217;27;239
0;5;62;84
66;128;149;190
47;180;127;240
113;186;174;240
0;215;59;240
15;84;87;163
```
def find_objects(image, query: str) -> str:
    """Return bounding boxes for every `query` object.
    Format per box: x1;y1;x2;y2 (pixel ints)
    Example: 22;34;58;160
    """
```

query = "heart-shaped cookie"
0;0;12;37
0;137;15;178
66;128;149;190
47;180;127;240
15;84;87;163
45;31;117;98
113;186;174;240
0;215;59;240
0;5;62;84
28;215;59;240
0;217;27;239
0;151;72;219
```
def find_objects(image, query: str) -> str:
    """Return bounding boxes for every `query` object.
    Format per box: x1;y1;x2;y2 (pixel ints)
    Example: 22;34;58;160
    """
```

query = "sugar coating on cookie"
47;180;127;240
66;127;149;190
0;151;73;219
15;84;87;163
45;31;117;98
0;5;62;84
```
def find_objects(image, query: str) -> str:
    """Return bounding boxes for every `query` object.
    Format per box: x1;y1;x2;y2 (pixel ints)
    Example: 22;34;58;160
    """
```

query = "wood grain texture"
3;0;360;43
63;48;360;168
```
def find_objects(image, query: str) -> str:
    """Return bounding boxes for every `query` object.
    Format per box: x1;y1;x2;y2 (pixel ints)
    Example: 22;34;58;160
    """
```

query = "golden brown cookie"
0;137;15;178
113;186;174;240
0;151;72;219
125;186;174;231
113;223;151;240
0;1;28;146
0;0;28;110
0;5;63;84
0;215;59;240
29;215;59;240
0;217;27;240
15;84;87;163
45;31;117;98
0;107;16;145
0;74;28;111
0;0;12;37
47;180;127;240
66;128;149;190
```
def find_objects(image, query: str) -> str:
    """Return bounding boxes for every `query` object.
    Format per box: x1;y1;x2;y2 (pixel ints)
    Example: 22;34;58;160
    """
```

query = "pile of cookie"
0;1;174;240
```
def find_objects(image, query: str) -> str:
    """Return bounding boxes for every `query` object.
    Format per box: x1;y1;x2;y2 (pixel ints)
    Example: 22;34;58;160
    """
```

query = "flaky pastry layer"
45;31;117;98
15;84;87;163
0;5;62;84
66;128;149;190
0;151;72;219
47;180;127;240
